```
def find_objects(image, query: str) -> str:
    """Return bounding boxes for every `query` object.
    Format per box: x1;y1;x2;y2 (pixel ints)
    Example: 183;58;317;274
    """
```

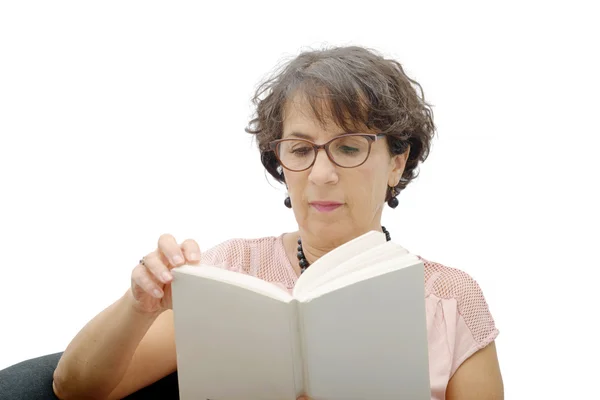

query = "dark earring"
284;196;292;209
387;187;399;209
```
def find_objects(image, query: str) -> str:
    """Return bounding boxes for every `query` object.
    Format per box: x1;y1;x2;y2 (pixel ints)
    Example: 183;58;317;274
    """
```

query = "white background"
1;1;598;398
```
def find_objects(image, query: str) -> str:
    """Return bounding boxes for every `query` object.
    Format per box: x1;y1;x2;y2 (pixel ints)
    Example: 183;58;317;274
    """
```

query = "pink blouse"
201;234;499;400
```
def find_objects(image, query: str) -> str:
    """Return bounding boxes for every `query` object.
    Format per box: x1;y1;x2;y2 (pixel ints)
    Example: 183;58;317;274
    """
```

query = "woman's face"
282;94;409;242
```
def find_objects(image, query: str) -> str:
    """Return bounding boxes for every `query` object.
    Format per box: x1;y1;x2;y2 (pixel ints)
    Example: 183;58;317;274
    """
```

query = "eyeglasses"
268;133;387;172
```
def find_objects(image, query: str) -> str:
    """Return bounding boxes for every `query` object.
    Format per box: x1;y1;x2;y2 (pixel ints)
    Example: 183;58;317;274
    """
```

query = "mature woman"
2;45;503;399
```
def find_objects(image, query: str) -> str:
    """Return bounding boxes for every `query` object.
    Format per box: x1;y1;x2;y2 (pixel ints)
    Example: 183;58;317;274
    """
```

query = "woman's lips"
310;202;343;212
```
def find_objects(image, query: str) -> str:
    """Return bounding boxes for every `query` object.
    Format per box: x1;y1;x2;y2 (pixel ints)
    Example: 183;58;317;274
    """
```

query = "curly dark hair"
245;45;436;199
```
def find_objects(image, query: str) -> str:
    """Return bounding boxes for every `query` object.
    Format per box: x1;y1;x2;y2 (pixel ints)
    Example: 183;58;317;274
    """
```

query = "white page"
171;269;300;400
302;255;421;302
299;263;431;400
294;230;386;296
174;264;293;302
297;242;409;296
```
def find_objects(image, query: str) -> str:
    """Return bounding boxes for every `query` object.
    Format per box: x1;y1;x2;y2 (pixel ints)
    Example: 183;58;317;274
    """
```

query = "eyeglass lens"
277;135;371;170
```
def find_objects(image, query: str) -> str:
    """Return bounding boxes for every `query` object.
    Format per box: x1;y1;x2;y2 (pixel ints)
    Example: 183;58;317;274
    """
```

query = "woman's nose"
308;149;338;185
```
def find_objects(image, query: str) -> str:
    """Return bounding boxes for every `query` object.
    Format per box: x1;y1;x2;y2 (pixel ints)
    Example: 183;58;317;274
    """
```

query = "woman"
47;46;503;399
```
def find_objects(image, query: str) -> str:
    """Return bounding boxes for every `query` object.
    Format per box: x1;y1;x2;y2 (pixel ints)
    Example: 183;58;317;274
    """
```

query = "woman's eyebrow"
287;131;313;140
286;131;357;140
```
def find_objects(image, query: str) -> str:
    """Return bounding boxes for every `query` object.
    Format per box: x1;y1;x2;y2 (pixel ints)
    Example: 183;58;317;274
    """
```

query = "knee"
0;352;63;399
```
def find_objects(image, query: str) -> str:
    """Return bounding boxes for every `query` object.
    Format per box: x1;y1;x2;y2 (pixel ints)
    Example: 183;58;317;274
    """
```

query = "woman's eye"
340;146;359;154
291;147;312;156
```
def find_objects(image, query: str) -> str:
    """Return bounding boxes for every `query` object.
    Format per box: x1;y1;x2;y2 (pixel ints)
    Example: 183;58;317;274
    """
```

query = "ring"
140;257;146;266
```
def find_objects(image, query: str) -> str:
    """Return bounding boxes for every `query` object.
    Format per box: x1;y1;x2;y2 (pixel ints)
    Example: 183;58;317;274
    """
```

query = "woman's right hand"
130;234;201;314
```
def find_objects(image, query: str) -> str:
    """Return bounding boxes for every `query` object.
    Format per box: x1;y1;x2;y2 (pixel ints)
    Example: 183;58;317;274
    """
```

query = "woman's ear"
389;144;410;186
280;167;287;183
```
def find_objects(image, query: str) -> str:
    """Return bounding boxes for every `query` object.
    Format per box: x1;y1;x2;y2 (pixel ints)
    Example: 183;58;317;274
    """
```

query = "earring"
284;196;292;208
387;187;399;209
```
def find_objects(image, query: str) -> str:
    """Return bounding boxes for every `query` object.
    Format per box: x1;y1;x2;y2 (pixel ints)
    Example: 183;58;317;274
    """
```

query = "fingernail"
172;255;184;265
153;289;163;298
189;252;199;261
162;271;173;282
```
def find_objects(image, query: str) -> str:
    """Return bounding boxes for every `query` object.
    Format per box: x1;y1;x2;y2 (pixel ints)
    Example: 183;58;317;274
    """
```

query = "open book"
171;230;431;400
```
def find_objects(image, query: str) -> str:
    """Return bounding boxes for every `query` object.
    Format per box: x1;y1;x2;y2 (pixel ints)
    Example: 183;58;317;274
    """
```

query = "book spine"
297;299;310;394
289;298;307;396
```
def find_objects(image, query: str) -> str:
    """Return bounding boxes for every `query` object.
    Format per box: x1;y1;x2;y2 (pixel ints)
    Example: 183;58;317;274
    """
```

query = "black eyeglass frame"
268;133;388;172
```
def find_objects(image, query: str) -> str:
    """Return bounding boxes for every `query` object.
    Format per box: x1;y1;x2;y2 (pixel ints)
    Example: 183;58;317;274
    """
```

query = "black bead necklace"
297;226;391;274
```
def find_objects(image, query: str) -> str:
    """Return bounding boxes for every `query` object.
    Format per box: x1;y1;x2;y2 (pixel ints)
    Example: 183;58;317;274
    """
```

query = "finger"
158;234;185;266
180;239;201;264
132;264;164;298
144;251;173;283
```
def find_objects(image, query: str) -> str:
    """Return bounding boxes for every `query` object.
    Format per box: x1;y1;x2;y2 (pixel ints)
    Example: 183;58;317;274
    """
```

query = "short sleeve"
198;236;291;284
200;238;250;274
427;262;499;377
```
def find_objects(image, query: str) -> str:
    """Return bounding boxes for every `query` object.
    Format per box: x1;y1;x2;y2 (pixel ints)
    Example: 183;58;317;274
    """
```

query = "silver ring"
139;257;146;266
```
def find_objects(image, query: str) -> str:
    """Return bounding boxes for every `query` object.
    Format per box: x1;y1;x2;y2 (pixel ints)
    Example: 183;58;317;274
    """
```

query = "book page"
296;241;409;297
293;230;386;296
174;264;293;302
300;255;422;302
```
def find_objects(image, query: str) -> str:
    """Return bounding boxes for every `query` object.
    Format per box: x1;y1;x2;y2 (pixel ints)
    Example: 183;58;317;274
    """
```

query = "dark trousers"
0;352;180;399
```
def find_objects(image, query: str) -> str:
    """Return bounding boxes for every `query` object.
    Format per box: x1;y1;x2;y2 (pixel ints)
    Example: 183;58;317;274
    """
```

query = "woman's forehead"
282;93;370;139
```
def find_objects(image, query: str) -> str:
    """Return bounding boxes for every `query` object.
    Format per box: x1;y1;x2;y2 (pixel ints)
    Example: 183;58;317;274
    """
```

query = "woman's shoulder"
203;235;280;252
420;257;489;302
420;256;499;356
200;234;285;270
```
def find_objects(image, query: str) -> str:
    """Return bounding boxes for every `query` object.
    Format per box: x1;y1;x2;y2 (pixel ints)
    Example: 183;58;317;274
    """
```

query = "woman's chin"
305;220;355;240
